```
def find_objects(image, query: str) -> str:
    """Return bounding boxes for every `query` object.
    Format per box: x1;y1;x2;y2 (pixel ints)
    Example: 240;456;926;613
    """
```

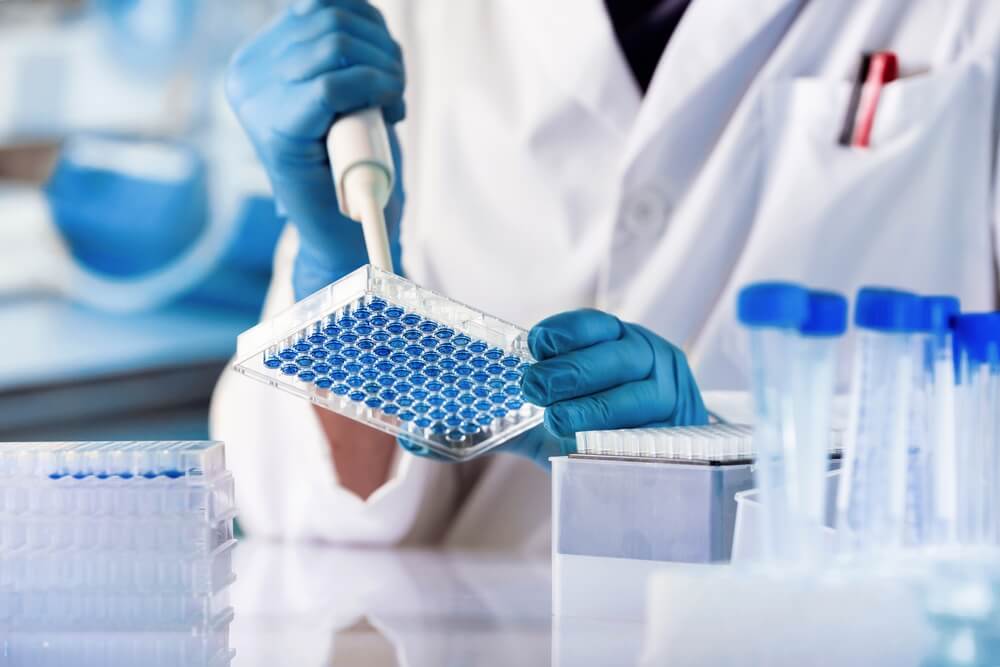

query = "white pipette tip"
327;107;396;273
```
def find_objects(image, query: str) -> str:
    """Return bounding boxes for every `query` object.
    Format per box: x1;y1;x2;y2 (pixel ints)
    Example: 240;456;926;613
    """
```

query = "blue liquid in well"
281;296;538;444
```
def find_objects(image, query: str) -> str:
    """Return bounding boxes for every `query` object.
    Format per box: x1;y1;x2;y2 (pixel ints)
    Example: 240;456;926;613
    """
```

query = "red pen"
851;51;898;148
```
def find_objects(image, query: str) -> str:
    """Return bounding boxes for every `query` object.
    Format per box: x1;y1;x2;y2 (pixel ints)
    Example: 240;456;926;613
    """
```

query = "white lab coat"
211;0;1000;553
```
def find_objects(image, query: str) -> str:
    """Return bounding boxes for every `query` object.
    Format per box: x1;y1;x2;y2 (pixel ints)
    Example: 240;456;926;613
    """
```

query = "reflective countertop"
230;540;644;667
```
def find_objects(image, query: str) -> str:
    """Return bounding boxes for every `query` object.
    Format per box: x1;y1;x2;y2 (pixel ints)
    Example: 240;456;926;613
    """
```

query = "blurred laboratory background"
0;0;286;442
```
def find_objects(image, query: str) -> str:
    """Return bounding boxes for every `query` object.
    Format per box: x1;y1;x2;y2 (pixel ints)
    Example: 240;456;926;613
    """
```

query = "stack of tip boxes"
0;442;236;667
233;265;543;460
552;425;843;622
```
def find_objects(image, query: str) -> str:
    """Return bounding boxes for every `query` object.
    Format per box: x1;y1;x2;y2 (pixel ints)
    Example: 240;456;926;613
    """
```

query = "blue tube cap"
953;313;1000;365
800;290;848;337
854;287;922;333
737;282;809;329
920;295;960;333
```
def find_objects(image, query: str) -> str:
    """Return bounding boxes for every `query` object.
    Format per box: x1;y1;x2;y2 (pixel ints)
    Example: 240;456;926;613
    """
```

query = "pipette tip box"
553;424;842;621
0;441;236;663
234;264;543;460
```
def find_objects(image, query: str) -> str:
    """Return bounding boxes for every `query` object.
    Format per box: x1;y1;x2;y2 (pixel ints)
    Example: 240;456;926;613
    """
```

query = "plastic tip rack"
234;264;543;461
575;424;843;462
0;441;236;667
575;424;754;461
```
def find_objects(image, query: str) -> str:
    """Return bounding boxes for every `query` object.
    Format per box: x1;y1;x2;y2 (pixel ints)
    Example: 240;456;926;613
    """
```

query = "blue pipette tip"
953;312;1000;364
799;290;848;337
736;282;809;328
854;287;922;332
919;295;961;333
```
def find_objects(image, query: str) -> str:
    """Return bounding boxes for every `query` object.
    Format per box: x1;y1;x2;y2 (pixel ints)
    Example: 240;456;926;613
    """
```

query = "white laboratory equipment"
837;287;923;555
788;290;847;564
552;424;844;622
233;264;543;460
0;441;236;666
327;108;396;273
916;296;961;547
736;282;809;563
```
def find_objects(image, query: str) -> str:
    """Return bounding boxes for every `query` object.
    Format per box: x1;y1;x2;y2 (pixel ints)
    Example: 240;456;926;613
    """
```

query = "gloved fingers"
542;379;670;439
230;1;398;93
528;309;623;361
289;6;402;59
383;98;406;124
279;31;404;83
521;326;654;406
311;65;405;121
293;0;389;27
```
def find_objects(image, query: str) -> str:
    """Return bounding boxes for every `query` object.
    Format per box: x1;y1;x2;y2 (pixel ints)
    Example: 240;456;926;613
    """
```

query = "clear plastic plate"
234;265;544;460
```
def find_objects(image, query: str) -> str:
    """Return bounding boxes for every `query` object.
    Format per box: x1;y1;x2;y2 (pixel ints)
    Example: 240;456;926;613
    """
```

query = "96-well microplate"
234;265;543;460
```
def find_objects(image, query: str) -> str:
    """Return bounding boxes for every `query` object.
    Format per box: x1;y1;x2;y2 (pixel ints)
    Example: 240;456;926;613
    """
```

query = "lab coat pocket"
750;56;997;303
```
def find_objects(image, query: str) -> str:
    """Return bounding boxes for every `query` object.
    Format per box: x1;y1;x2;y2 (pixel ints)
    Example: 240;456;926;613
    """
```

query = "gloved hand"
400;309;709;470
513;309;709;468
225;0;406;299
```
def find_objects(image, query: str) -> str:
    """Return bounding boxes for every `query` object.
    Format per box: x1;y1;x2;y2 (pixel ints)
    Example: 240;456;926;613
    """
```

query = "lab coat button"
622;186;669;238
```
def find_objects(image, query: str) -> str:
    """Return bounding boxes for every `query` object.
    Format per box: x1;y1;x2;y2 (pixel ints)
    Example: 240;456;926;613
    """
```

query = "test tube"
737;282;809;562
952;313;1000;546
837;288;922;555
790;290;847;563
916;296;960;547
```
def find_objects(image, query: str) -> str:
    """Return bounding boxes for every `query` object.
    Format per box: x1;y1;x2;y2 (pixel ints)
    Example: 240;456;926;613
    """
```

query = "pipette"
326;107;396;273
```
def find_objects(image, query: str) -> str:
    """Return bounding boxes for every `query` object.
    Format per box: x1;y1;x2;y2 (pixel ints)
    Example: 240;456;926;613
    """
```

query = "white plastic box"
551;454;755;621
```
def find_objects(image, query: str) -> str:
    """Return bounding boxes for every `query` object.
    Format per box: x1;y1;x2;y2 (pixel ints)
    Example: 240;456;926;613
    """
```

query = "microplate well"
234;265;543;460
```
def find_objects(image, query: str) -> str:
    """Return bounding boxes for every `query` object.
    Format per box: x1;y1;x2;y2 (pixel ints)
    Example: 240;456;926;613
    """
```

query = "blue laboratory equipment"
234;265;543;460
789;290;847;563
837;288;922;555
0;440;236;664
953;313;1000;547
916;296;961;547
737;282;809;563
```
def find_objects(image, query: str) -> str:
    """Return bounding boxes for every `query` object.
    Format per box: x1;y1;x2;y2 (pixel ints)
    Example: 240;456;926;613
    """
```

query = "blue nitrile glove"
400;309;709;470
514;309;709;468
46;137;208;278
225;0;405;299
